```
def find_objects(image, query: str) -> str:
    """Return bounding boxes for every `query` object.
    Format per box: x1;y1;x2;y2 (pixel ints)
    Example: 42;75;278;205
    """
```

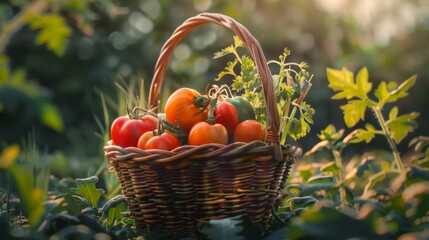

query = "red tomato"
164;88;209;133
138;131;180;151
214;102;238;133
233;120;266;143
188;122;228;145
110;115;157;148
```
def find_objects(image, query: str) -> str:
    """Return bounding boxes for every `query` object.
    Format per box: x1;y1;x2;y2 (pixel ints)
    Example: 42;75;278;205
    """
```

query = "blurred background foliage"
1;0;428;177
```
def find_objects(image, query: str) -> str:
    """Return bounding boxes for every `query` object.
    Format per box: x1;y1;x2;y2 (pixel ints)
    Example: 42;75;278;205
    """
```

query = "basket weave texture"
104;12;301;239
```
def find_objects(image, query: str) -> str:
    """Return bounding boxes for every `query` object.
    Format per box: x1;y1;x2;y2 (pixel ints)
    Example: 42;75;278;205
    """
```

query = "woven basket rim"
105;140;302;164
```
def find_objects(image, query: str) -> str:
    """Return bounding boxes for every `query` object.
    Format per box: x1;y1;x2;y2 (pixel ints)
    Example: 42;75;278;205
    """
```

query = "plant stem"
280;81;312;145
372;107;405;173
333;150;347;208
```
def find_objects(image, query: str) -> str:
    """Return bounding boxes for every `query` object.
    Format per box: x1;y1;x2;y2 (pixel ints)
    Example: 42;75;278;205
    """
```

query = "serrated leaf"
387;111;420;143
25;14;71;56
71;176;104;208
53;193;86;216
215;59;238;81
213;45;236;59
240;56;258;84
389;75;417;100
349;124;376;143
374;81;390;105
340;99;368;127
355;67;372;99
40;102;63;132
375;76;416;108
327;67;354;92
104;200;127;230
318;124;344;142
327;67;373;102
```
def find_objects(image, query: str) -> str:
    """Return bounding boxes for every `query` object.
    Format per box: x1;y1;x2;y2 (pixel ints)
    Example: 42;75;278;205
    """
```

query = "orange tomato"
164;88;209;133
188;122;228;145
233;120;266;143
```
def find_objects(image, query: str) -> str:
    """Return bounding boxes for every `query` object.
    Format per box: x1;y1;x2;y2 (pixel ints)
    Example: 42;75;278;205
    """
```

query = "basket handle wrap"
148;13;281;152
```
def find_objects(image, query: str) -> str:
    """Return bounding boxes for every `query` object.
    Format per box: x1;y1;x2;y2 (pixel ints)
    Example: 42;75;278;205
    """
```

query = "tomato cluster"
110;87;266;151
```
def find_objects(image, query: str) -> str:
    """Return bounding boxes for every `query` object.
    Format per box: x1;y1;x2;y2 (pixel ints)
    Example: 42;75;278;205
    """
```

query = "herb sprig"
214;36;314;144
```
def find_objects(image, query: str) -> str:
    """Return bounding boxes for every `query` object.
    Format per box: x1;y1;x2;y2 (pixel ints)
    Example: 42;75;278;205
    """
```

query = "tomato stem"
206;85;232;125
133;106;187;139
206;96;218;125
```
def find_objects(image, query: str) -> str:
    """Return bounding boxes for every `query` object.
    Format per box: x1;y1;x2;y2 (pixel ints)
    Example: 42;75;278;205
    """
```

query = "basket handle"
148;13;280;146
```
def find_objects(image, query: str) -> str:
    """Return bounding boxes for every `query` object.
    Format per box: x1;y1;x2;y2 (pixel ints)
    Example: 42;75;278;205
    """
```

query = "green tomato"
226;96;255;123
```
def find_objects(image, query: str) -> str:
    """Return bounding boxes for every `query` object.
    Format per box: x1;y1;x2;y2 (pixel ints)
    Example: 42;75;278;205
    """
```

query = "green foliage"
198;215;262;240
327;67;419;173
71;176;105;208
327;67;418;143
25;14;71;56
0;55;64;133
214;37;314;143
387;107;420;143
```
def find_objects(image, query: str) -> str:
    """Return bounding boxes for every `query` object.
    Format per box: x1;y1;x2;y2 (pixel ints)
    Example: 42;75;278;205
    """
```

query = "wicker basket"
104;13;301;239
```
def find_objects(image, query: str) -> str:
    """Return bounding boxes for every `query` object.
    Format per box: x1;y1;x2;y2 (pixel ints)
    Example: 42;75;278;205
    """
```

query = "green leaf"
215;59;238;81
340;99;369;127
389;75;417;101
318;124;344;142
289;205;381;240
375;75;416;107
71;176;104;208
305;140;329;157
374;81;390;106
387;110;420;143
327;67;354;95
53;193;86;216
198;215;262;240
327;67;371;100
101;195;126;219
11;68;26;85
104;198;127;230
402;181;429;219
355;67;372;99
40;102;64;132
290;102;315;140
308;175;335;184
0;144;20;169
298;183;336;196
25;14;71;56
9;165;45;226
349;124;376;143
287;196;318;211
364;171;400;194
320;162;341;176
